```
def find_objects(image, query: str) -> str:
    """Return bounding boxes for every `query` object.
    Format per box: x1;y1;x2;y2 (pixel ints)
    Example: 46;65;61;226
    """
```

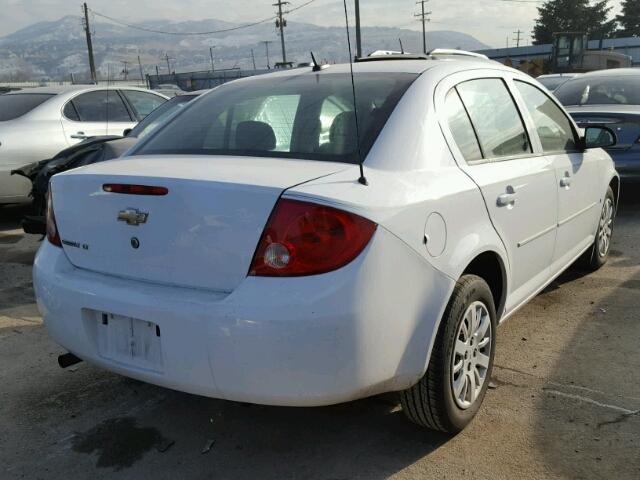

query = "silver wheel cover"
597;197;614;258
451;301;492;410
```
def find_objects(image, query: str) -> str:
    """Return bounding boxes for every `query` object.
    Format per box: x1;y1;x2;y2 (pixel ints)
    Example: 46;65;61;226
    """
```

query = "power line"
89;9;276;36
87;0;318;37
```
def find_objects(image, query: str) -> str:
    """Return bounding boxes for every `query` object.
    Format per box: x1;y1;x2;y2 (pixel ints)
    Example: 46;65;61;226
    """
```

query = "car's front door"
512;80;600;271
60;90;136;144
440;76;558;313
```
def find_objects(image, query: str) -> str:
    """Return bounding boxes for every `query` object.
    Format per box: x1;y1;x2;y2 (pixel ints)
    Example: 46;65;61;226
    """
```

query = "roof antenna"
342;0;368;186
399;38;405;54
310;51;328;72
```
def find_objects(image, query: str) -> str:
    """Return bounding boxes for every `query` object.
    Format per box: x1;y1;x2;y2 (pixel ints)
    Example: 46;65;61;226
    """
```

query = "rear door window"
443;89;483;161
121;90;166;119
514;81;578;153
0;94;55;121
456;78;531;159
66;91;132;122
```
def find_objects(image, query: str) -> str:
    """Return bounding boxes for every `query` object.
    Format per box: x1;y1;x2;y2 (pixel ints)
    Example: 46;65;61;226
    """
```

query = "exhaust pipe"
58;352;82;369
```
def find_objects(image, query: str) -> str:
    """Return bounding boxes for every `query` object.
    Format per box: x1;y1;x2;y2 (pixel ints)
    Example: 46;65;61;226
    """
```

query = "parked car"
12;91;203;228
34;55;618;434
0;86;167;204
536;73;581;92
555;68;640;181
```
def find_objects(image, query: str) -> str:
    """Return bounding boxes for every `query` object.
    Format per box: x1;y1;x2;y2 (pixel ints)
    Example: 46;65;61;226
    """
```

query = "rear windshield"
0;93;55;121
555;75;640;106
133;72;418;164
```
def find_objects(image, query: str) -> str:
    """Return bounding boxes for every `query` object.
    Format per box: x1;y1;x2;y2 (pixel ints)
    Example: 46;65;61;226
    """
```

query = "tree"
532;0;616;45
617;0;640;37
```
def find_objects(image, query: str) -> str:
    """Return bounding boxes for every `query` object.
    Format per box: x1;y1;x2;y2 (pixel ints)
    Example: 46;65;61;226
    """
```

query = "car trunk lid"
51;155;346;292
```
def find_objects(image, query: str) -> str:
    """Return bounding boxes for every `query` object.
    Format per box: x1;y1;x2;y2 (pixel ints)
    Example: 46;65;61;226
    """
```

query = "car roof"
579;68;640;78
5;85;167;96
243;56;508;80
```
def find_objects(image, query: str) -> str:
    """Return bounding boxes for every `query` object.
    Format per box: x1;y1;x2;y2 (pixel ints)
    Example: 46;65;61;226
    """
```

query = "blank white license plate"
96;312;163;372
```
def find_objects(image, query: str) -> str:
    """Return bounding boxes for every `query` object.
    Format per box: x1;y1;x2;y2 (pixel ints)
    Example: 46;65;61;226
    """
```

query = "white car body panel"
52;156;346;292
33;60;618;406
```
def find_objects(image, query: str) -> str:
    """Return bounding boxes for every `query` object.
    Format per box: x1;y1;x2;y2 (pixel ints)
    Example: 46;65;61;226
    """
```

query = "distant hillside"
0;15;488;81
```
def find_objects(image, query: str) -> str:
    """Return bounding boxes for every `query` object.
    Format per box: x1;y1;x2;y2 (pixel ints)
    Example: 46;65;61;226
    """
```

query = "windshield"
134;72;418;164
537;77;571;92
0;93;55;121
555;75;640;106
129;95;196;139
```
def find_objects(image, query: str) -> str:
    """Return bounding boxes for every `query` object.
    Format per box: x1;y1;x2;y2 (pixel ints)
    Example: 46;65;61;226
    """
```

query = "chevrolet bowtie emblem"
117;208;148;226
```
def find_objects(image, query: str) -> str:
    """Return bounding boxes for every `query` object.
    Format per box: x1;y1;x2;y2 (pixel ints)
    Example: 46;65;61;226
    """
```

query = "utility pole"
355;0;362;58
273;1;290;66
209;46;215;72
163;53;173;73
251;48;257;70
415;1;431;55
82;3;97;83
121;60;129;80
262;40;273;69
513;29;523;48
137;55;144;82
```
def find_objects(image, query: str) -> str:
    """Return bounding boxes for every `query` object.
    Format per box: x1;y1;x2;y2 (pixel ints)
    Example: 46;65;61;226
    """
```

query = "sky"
0;0;624;48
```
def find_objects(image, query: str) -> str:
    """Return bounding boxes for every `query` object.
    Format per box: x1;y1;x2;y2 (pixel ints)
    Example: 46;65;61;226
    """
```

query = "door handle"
560;174;572;188
70;132;88;140
497;186;517;207
497;193;517;207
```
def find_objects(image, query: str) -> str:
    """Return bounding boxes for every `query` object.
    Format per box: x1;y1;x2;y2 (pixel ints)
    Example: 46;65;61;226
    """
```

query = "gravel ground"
1;192;638;480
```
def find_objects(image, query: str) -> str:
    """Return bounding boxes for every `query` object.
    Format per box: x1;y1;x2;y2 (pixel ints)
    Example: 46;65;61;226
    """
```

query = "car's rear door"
438;73;558;313
61;90;136;143
511;79;600;272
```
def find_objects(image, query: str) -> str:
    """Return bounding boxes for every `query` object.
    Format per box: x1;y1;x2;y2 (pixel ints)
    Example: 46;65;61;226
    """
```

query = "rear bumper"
34;228;454;406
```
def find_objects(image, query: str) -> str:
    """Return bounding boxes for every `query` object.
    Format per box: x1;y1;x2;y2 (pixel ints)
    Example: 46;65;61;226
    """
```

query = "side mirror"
582;126;616;150
122;128;132;137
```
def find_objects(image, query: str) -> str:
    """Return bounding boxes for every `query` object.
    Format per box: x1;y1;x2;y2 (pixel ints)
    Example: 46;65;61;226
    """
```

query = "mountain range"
0;15;488;81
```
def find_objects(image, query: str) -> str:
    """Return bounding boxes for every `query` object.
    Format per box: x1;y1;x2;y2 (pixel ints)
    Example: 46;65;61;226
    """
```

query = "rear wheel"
579;186;615;271
400;274;497;433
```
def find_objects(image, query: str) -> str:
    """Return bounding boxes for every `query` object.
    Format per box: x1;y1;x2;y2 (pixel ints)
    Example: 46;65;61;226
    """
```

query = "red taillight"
103;184;168;195
249;199;377;277
46;189;62;247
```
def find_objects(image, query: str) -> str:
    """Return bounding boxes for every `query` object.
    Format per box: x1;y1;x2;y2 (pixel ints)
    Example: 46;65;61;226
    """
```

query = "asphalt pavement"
1;192;639;480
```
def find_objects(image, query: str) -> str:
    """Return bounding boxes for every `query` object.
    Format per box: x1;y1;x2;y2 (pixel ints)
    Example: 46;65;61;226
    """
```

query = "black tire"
400;274;497;433
578;186;616;271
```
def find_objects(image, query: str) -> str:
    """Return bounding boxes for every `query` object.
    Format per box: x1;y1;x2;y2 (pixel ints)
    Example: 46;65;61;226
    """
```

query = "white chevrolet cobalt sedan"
34;53;618;433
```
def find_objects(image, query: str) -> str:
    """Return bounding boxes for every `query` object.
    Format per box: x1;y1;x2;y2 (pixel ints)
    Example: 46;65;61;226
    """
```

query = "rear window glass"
133;72;418;164
555;76;640;106
0;94;55;121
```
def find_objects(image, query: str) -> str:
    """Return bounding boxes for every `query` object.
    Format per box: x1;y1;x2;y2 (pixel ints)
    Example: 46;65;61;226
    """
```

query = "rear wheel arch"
462;251;507;319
